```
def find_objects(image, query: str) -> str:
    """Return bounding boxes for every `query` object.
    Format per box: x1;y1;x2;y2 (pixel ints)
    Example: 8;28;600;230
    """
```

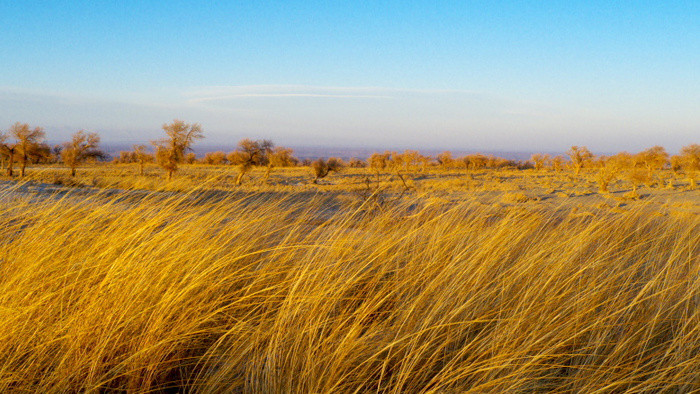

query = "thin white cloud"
185;84;486;105
189;93;394;104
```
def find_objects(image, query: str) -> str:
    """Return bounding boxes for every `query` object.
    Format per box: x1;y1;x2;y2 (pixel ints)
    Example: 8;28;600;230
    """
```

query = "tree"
678;144;700;189
463;154;488;171
62;131;105;177
152;120;204;179
436;151;454;168
312;157;343;183
368;152;390;173
132;145;152;176
184;152;198;164
229;138;275;185
635;146;668;178
0;131;12;174
567;146;593;175
3;123;45;177
551;156;565;172
626;168;651;192
348;157;367;168
609;152;634;170
269;147;298;167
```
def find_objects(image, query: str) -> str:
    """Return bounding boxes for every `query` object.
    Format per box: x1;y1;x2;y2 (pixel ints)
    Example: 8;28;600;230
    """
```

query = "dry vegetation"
0;162;698;392
1;122;699;392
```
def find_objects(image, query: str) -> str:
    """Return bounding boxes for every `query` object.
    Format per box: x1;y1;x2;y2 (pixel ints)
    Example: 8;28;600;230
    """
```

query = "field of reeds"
0;166;698;392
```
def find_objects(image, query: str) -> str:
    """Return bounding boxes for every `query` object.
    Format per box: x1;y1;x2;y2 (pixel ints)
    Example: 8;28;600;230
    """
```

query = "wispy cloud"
189;92;394;103
185;84;484;105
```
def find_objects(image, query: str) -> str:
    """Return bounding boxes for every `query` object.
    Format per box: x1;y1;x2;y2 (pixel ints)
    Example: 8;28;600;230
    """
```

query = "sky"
0;1;698;154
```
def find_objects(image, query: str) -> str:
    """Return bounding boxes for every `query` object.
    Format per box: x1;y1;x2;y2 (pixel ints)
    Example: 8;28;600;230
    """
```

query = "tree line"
0;123;104;177
2;120;698;188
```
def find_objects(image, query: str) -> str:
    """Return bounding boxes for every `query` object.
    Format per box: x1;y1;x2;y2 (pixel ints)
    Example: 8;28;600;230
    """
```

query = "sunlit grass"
0;176;698;392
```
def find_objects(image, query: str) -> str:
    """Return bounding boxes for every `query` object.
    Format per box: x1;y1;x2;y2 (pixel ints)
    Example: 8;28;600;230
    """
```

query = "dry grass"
0;167;699;392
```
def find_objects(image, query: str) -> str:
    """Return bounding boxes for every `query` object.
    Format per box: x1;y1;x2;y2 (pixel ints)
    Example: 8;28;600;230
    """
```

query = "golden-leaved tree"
567;146;593;175
1;122;46;177
679;143;699;189
62;131;105;177
152;120;204;179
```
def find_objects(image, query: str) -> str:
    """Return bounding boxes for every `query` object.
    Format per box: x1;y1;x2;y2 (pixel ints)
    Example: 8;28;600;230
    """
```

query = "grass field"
0;164;698;392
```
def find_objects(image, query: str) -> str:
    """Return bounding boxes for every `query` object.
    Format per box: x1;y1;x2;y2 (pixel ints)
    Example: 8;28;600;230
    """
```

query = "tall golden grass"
0;183;698;392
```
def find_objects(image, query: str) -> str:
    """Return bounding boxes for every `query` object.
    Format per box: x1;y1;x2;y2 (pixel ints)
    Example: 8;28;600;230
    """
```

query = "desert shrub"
368;152;390;172
626;168;652;191
348;157;367;168
596;166;618;193
312;157;343;182
269;147;298;167
202;151;228;165
567;146;593;175
436;151;454;168
530;153;550;171
551;155;565;171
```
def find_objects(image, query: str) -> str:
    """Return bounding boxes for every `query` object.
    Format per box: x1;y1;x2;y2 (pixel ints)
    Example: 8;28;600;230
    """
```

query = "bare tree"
62;131;105;177
152;120;204;179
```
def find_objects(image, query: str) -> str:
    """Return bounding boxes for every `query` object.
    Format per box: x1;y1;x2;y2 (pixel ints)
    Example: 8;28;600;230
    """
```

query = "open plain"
0;163;698;392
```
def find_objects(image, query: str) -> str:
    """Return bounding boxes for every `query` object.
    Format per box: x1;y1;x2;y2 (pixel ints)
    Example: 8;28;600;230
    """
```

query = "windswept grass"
0;185;698;392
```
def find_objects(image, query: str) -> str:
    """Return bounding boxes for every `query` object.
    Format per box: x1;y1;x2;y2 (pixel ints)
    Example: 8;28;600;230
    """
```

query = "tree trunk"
168;169;173;180
20;155;27;177
6;153;14;177
139;162;144;176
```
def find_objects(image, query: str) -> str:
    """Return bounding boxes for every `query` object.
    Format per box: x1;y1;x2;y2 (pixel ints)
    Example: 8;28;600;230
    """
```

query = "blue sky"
0;1;697;153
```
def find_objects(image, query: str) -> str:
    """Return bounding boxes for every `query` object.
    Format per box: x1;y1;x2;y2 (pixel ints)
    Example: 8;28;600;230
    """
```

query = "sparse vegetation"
0;121;698;392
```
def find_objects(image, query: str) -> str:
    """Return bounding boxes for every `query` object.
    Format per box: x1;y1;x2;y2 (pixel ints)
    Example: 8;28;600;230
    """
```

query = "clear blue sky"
0;1;697;153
